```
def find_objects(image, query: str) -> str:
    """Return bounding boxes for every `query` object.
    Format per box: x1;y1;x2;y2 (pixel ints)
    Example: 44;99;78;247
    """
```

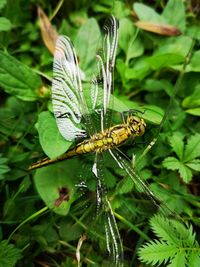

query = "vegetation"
0;0;200;266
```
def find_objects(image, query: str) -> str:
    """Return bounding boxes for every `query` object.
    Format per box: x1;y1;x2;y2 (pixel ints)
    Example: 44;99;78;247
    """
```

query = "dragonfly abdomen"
29;117;145;170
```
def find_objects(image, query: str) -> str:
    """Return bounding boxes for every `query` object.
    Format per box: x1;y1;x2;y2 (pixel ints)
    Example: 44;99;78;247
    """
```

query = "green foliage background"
0;0;200;266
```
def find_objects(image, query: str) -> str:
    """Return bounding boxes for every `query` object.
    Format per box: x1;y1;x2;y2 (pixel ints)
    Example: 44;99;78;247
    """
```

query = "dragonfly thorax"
127;115;146;137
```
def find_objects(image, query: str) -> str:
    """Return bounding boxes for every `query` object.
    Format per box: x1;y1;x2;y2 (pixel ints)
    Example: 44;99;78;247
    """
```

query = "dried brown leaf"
38;6;59;54
135;21;181;36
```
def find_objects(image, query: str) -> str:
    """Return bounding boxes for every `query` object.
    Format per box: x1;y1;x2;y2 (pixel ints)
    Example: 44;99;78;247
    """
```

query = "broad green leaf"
142;105;164;125
185;108;200;116
155;36;192;58
163;157;192;182
143;79;174;96
186;159;200;171
178;163;192;183
34;162;77;215
147;54;183;70
0;0;6;10
182;85;200;108
112;95;131;113
162;156;180;171
186;51;200;72
74;18;101;72
169;132;184;160
119;18;144;63
0;51;41;101
183;134;200;162
0;240;22;267
134;3;166;23
187;25;200;40
112;95;163;125
35;111;72;159
125;58;151;80
112;1;130;18
162;0;185;32
147;36;193;70
116;58;127;85
0;17;12;31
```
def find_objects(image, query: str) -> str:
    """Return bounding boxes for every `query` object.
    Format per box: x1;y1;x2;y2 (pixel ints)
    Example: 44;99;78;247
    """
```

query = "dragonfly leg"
120;111;126;124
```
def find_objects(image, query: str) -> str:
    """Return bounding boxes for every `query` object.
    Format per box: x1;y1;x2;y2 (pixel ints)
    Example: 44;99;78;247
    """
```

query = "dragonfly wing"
109;148;176;217
91;16;119;130
52;36;87;141
92;152;123;265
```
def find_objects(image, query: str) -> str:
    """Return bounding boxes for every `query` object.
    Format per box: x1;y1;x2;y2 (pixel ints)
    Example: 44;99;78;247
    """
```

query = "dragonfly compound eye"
128;116;146;136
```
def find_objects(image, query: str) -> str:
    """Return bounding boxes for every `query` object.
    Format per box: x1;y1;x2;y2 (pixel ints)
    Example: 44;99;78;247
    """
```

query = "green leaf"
186;51;200;72
112;0;130;18
134;3;166;23
182;85;200;108
35;111;72;159
168;252;187;267
142;105;164;125
146;36;192;70
139;215;200;266
0;17;12;31
59;221;83;242
178;163;192;183
147;53;183;70
185;108;200;116
162;0;185;32
34;162;77;215
0;0;6;10
116;177;133;194
125;57;151;80
188;253;200;267
162;156;180;171
138;240;177;266
169;132;184;160
162;157;192;183
183;134;200;162
119;18;144;63
0;155;10;180
74;18;101;72
0;240;22;267
150;215;180;245
143;79;174;96
186;159;200;171
0;51;41;101
112;94;164;125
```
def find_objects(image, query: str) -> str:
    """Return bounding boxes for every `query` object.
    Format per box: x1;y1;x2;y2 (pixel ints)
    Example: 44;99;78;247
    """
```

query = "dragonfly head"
127;115;146;136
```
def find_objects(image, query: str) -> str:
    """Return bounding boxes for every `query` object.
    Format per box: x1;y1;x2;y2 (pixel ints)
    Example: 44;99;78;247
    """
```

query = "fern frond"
167;252;187;267
150;215;198;247
150;215;182;245
188;252;200;267
138;215;200;266
138;240;177;266
0;240;22;267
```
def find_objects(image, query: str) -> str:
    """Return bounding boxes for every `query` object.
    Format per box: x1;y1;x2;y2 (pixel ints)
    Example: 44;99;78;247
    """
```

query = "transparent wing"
109;148;178;217
52;36;87;141
91;16;119;130
91;152;124;266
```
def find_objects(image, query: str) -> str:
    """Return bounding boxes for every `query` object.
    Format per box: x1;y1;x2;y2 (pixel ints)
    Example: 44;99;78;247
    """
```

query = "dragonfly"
29;16;170;266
